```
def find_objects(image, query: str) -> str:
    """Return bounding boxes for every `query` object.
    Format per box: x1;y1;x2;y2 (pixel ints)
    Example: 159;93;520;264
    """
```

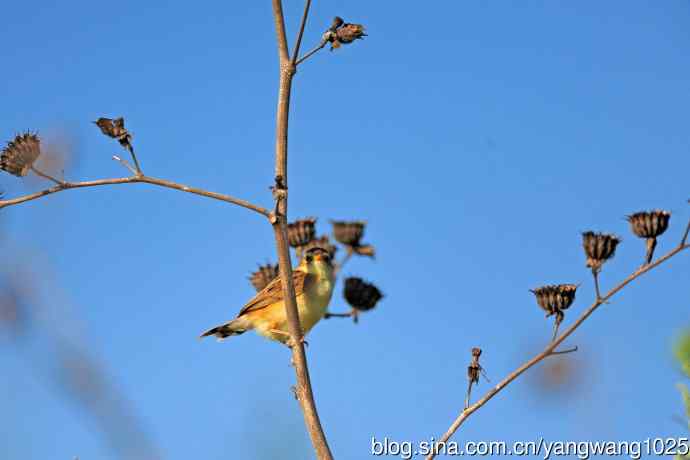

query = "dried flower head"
332;220;364;246
468;347;483;385
627;210;671;264
336;23;366;44
249;263;279;292
582;231;620;270
1;132;41;177
531;284;578;340
471;347;482;359
531;284;578;317
324;17;366;50
93;117;133;153
302;235;338;260
287;218;316;248
331;220;376;258
627;210;671;239
343;277;383;312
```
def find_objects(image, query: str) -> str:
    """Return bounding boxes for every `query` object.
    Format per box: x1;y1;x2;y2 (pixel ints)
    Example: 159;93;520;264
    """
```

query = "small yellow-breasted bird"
200;247;335;345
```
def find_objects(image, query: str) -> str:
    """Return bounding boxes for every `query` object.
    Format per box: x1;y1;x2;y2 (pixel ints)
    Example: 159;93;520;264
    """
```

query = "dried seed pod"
331;220;376;258
332;220;365;246
343;277;383;312
465;347;486;408
467;347;483;385
249;264;279;292
627;210;671;239
1;132;41;177
531;284;578;317
582;231;620;270
302;235;338;260
530;284;578;341
287;218;316;248
627;210;671;264
335;23;366;45
93;117;133;153
326;18;366;50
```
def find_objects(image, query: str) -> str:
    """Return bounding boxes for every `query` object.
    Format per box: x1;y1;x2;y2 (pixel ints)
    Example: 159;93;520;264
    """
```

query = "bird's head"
299;247;334;276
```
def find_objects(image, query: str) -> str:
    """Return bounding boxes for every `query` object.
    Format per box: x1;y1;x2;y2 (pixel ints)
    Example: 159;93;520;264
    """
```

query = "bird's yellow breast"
249;274;334;344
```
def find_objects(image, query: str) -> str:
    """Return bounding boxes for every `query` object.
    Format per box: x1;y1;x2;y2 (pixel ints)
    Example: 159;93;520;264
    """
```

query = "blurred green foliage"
675;331;690;379
674;330;690;460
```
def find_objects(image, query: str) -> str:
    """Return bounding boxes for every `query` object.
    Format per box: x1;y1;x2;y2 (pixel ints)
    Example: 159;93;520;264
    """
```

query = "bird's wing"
238;270;313;316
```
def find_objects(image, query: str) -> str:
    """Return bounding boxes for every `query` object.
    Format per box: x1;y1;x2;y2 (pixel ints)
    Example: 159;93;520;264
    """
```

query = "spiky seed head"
287;218;316;248
582;231;620;270
336;23;366;44
94;117;128;139
627;210;671;239
0;132;41;177
331;220;366;246
530;284;578;318
343;277;383;312
471;347;482;359
249;263;279;292
93;116;133;152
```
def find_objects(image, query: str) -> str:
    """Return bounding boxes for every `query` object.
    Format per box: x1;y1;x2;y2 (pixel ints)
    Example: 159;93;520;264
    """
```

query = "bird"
200;247;335;346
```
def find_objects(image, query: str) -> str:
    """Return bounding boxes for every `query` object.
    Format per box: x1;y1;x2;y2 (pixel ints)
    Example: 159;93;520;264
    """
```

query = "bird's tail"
199;318;250;340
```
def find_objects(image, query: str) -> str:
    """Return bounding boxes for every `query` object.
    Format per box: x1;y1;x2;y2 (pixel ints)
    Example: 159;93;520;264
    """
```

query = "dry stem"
0;174;269;217
270;1;333;459
425;223;690;460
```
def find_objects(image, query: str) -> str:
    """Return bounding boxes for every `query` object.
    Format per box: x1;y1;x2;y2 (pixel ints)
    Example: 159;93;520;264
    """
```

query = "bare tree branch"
30;166;65;186
270;1;333;459
296;40;327;66
290;0;312;66
0;174;270;217
271;0;290;64
682;200;690;246
426;221;690;460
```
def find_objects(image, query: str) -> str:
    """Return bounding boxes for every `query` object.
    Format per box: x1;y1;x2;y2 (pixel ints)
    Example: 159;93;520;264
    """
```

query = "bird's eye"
305;255;313;263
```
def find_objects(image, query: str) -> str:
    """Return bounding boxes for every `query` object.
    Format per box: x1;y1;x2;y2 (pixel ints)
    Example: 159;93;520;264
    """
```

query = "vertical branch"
270;1;334;459
271;0;290;63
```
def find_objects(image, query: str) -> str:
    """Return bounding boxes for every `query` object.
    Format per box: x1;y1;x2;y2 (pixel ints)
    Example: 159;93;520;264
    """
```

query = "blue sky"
1;1;689;459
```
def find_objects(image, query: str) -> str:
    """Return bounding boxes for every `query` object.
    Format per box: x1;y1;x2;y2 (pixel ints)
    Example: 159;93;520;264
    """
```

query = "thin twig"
112;155;138;176
126;145;143;176
290;0;312;66
549;346;578;356
334;247;353;276
296;40;327;66
0;174;270;217
270;1;333;459
425;229;690;460
592;268;602;300
551;320;560;343
681;201;690;246
324;309;359;323
30;166;65;186
324;312;354;319
464;379;473;411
